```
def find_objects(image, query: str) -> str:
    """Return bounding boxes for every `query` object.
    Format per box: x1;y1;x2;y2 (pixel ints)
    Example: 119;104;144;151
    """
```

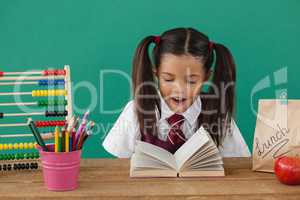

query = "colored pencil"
65;130;69;152
61;128;65;152
72;130;76;151
54;126;59;153
27;118;47;151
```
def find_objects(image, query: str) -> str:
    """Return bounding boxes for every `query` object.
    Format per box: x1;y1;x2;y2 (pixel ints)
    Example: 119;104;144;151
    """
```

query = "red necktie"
141;113;186;154
166;113;186;151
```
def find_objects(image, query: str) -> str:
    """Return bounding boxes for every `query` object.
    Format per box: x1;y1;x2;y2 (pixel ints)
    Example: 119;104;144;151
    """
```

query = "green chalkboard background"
0;0;299;158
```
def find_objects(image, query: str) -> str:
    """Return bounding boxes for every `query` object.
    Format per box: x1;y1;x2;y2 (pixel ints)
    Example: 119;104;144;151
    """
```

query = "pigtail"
132;36;160;136
200;43;236;147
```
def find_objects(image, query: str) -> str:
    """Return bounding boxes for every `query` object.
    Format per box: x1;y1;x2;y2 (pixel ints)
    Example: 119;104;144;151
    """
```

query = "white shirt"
102;94;251;158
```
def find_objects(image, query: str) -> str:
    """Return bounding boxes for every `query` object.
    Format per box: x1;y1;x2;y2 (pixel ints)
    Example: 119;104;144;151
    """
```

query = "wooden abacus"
0;65;73;172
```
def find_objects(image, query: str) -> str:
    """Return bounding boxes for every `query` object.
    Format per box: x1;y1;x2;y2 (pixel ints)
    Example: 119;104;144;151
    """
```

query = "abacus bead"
19;143;24;149
21;163;25;169
0;154;3;160
28;142;34;149
25;163;30;169
24;143;29;149
35;90;40;96
8;143;13;150
57;80;64;85
40;121;45;127
32;152;37;159
0;165;1;171
13;164;17;170
39;90;45;96
24;153;30;159
3;164;7;171
0;144;3;150
8;164;11;171
46;90;50;96
50;90;55;96
30;153;35;159
30;163;34;169
32;90;37;96
3;144;8;150
35;152;40;158
13;143;19;149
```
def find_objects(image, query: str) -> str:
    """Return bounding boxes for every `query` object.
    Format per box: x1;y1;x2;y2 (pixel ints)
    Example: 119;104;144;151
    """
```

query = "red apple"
274;156;300;185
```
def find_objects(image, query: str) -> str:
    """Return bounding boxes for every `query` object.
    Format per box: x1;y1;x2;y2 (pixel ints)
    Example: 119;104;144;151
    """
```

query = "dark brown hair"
132;27;236;147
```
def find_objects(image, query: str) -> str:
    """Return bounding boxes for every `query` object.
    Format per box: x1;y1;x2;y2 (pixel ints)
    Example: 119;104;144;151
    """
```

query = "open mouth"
170;97;187;105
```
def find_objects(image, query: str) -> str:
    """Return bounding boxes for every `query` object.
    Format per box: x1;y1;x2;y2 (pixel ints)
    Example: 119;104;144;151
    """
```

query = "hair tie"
154;36;161;45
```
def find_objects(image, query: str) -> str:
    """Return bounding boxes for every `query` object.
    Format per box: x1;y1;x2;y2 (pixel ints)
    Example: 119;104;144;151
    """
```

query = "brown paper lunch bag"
252;99;300;173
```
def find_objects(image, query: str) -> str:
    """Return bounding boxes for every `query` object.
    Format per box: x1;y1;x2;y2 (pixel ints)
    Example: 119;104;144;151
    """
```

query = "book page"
131;153;172;170
187;146;221;166
182;146;215;169
135;140;177;169
174;126;209;171
190;154;223;168
189;164;224;171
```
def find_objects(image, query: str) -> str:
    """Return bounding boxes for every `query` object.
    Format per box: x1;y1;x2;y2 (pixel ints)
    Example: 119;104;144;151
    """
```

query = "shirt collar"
158;91;202;125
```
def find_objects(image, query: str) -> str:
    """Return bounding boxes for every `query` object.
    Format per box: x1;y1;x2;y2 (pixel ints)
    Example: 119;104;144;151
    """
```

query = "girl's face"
155;53;209;113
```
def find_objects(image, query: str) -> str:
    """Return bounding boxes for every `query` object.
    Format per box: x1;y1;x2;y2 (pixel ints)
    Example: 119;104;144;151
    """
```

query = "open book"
130;126;225;177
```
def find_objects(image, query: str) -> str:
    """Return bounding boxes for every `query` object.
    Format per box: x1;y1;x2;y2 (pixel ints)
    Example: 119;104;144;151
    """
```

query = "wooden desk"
0;157;300;199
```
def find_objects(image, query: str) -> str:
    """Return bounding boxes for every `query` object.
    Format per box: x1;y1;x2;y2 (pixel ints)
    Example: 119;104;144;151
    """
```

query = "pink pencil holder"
37;144;82;191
